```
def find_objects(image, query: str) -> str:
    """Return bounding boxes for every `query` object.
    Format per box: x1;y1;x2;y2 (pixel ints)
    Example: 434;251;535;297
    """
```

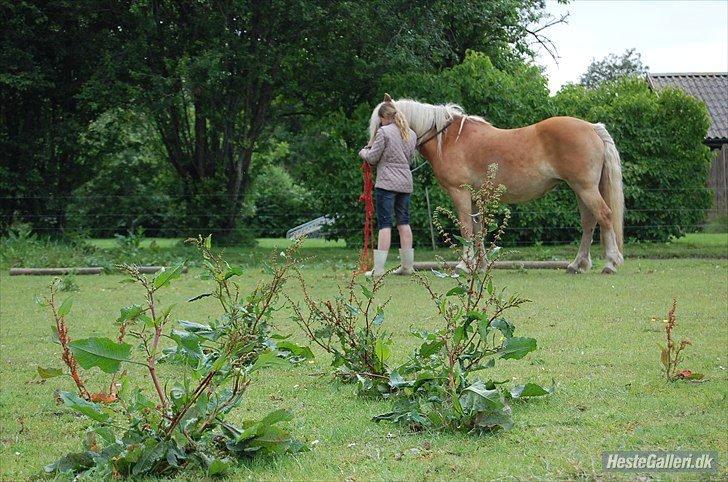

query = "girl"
358;96;417;277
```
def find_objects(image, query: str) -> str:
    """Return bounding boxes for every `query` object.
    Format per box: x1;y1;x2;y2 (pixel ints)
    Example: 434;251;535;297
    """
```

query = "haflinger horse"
368;94;625;274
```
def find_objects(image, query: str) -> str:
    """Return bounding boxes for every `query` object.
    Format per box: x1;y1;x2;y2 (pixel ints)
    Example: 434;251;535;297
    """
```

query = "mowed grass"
4;233;725;272
1;257;727;480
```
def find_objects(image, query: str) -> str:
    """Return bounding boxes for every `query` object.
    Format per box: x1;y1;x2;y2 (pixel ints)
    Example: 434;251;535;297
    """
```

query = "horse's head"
366;94;394;145
367;95;469;148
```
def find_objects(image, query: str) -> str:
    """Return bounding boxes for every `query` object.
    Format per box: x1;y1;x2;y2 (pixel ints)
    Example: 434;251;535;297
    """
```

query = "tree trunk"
221;84;272;237
193;94;207;178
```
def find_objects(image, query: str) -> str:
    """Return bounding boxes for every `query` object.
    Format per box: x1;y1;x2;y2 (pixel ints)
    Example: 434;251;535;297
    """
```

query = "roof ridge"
649;72;728;78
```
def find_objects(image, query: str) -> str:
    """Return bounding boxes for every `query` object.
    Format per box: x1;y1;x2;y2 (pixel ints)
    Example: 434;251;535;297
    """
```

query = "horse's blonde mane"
368;98;488;156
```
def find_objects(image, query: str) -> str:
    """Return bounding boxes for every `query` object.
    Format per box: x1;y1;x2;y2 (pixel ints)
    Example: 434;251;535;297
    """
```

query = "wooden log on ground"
9;266;188;276
10;267;103;276
412;260;569;271
137;266;189;274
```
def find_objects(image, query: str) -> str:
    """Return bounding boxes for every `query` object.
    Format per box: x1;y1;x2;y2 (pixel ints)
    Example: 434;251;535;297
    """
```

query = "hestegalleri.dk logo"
602;451;718;472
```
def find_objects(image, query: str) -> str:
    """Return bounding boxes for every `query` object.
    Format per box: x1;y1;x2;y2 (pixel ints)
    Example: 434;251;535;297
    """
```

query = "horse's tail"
592;123;624;252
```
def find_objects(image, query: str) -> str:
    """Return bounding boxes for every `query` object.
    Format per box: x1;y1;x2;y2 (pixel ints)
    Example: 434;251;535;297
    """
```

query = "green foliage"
289;52;552;246
0;221;106;269
379;52;554;245
382;52;553;128
185;235;312;365
4;0;562;239
579;48;648;88
704;214;728;234
289;271;393;393
0;0;115;234
287;105;373;245
81;0;555;242
57;272;80;292
0;224;191;270
554;78;713;242
65;109;176;238
3;0;712;246
68;337;132;374
40;238;306;477
113;227;148;260
289;174;552;432
245;162;317;238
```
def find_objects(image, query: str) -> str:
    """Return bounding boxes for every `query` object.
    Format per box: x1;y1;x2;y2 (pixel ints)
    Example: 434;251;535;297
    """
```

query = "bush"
245;163;317;238
553;78;713;242
0;222;103;269
0;223;194;270
65;109;178;238
288;106;373;246
65;109;258;246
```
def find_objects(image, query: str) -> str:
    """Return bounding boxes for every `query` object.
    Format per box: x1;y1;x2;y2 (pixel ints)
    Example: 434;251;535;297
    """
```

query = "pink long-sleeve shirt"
358;123;417;193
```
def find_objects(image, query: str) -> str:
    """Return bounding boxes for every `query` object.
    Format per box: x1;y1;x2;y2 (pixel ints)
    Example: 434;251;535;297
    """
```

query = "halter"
416;119;454;148
412;116;473;175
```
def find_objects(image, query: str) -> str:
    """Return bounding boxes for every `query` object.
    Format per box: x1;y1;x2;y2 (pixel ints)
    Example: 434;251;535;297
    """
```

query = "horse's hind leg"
572;186;622;274
567;198;596;274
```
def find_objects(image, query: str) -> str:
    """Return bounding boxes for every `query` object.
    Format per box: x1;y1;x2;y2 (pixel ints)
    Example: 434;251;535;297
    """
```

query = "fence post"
425;186;436;251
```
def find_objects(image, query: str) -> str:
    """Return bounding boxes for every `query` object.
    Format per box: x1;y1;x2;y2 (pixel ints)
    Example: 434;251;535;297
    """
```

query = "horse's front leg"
471;201;488;270
447;187;475;273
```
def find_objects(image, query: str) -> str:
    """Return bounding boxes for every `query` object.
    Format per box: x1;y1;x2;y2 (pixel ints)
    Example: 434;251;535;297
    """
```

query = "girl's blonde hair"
378;102;411;142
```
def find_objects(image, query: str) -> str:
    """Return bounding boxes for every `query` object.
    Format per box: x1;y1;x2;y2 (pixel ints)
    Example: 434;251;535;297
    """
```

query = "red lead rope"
357;161;375;273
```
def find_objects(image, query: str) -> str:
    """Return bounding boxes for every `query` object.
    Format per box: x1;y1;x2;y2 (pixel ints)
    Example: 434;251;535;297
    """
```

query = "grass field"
1;245;727;480
2;233;726;272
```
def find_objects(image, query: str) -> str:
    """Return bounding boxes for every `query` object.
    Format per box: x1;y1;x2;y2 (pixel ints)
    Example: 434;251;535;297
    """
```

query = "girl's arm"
358;129;386;166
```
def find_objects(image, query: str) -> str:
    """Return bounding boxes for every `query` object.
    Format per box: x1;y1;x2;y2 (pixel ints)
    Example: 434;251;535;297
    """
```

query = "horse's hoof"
601;266;616;275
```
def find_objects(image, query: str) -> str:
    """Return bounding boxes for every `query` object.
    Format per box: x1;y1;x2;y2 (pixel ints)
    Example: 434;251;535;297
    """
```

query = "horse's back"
526;116;606;188
534;116;603;151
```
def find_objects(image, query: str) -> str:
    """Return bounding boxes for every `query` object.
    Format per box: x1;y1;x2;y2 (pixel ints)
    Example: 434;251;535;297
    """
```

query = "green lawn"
85;237;348;250
3;233;726;272
1;255;726;480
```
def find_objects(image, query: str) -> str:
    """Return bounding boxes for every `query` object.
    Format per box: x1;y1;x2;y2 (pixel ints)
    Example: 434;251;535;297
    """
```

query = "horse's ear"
383;93;392;103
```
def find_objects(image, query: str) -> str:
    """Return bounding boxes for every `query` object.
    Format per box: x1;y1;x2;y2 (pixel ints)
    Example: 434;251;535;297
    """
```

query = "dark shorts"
375;188;411;229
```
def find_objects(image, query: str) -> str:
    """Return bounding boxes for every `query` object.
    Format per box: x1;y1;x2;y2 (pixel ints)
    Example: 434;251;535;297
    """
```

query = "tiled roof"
647;72;727;142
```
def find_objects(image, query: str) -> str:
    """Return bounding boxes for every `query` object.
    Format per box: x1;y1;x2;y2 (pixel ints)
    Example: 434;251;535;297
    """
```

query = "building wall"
708;143;728;219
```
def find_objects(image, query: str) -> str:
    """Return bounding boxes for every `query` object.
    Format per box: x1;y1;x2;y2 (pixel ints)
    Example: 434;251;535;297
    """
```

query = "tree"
2;0;566;240
579;48;648;88
90;0;568;242
0;1;125;234
65;109;176;238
